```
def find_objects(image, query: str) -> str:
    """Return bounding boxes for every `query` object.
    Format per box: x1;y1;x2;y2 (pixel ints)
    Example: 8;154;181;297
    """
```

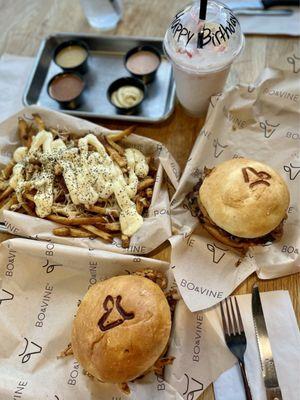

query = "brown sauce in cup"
126;50;160;75
49;74;84;101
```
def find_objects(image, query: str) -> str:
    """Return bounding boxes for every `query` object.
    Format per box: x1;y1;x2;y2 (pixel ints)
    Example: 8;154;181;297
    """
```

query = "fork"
220;297;253;400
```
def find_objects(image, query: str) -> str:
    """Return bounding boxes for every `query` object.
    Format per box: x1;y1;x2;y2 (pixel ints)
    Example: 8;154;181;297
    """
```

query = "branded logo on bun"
65;271;176;392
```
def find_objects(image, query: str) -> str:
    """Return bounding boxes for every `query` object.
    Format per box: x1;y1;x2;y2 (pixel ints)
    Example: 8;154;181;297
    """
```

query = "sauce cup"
124;45;161;84
47;72;85;109
53;40;89;74
107;77;146;114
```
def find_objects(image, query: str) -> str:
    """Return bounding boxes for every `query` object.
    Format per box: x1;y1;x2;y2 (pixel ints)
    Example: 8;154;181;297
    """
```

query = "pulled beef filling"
187;173;285;247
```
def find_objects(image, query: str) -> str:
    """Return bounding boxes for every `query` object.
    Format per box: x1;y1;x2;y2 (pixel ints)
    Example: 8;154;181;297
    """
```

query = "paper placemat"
1;240;299;399
170;65;300;311
0;238;235;400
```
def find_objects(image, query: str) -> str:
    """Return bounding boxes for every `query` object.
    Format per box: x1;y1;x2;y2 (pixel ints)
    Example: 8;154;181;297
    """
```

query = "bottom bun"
203;223;249;252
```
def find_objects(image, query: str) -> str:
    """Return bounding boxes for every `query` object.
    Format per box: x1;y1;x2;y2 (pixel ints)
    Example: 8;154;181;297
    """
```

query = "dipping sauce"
49;73;84;102
126;50;160;75
55;45;88;69
111;85;144;109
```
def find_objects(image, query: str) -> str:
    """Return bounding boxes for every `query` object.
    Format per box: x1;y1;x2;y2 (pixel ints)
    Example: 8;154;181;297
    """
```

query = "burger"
70;271;175;390
194;158;290;251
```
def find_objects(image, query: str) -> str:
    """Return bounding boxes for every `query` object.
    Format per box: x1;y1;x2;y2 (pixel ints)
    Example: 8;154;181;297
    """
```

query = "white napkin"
224;1;300;36
0;53;33;123
214;290;300;400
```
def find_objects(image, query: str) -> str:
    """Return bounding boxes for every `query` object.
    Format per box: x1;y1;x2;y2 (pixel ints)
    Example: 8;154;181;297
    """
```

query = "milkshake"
164;1;244;116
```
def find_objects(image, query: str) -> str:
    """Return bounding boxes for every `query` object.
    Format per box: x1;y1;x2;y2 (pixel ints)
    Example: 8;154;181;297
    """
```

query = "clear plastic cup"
80;0;123;31
164;1;244;116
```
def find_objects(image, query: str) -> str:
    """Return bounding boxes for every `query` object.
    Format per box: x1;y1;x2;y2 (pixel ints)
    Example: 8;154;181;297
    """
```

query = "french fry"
107;126;135;142
21;203;36;217
136;198;144;215
0;186;13;202
106;137;125;155
137;177;155;191
53;227;93;238
96;222;121;232
33;113;45;131
24;192;35;202
121;234;130;248
17;118;29;146
145;188;153;199
1;160;15;180
53;227;69;236
0;194;18;211
105;144;127;168
47;214;107;226
0;180;9;191
85;204;119;218
58;343;73;358
81;225;112;242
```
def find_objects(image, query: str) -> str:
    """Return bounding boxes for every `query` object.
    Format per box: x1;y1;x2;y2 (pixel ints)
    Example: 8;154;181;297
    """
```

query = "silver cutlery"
220;297;253;400
252;284;283;400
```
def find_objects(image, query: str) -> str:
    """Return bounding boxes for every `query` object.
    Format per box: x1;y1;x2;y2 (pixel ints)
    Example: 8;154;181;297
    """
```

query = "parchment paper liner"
0;106;180;255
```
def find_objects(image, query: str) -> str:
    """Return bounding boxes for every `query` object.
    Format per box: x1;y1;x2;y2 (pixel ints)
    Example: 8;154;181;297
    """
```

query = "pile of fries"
0;114;156;247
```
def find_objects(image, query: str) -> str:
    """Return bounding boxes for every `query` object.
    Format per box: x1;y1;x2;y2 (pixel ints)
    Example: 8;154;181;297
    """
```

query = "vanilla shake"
164;1;244;116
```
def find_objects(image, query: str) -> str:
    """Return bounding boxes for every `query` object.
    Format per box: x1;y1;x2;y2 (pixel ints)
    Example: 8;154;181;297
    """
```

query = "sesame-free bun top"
71;275;171;383
199;158;290;238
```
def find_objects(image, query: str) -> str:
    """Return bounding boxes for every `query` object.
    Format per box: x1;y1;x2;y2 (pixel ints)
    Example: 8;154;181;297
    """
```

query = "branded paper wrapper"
0;237;238;400
1;239;299;399
170;66;300;312
0;106;180;255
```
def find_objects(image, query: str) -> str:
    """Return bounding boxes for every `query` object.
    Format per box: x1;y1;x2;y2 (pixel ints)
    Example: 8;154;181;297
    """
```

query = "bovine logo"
42;259;63;273
207;243;228;264
259;120;280;139
18;338;42;363
283;163;300;180
213;139;228;158
98;295;134;331
0;288;14;305
209;93;222;109
287;54;300;73
242;166;271;189
183;373;204;400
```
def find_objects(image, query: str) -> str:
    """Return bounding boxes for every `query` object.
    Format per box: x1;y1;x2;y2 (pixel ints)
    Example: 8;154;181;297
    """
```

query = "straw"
197;0;208;48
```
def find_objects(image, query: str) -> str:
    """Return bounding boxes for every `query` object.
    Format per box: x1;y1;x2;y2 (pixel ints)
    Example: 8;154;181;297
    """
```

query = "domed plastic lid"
164;0;244;73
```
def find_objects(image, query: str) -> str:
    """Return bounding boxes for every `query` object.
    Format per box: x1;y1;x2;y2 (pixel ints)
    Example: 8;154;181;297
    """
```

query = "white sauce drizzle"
9;131;149;236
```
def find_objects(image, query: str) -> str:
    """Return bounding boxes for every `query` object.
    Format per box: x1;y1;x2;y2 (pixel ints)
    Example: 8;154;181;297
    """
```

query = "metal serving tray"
23;33;176;123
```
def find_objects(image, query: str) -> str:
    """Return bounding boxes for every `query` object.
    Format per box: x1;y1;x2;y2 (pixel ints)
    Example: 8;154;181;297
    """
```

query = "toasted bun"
71;275;171;383
199;158;290;238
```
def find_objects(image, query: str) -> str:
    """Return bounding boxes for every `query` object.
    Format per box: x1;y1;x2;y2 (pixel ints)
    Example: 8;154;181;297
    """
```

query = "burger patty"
187;174;285;249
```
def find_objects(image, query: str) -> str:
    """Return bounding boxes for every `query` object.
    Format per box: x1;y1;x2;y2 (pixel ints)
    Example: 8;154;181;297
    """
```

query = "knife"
229;0;299;16
252;284;283;400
